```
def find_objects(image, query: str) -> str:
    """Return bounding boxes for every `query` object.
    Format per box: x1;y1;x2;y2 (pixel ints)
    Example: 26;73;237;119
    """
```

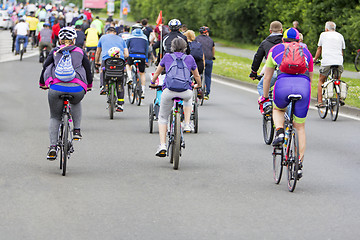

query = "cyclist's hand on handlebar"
258;96;269;105
249;70;258;80
314;59;321;65
95;62;101;67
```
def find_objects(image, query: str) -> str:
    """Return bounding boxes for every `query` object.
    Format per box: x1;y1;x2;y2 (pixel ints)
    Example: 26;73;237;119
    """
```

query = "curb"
0;51;38;63
213;73;360;118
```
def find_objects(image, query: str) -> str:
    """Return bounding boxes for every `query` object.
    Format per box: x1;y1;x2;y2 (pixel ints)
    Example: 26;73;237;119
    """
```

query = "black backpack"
189;41;203;61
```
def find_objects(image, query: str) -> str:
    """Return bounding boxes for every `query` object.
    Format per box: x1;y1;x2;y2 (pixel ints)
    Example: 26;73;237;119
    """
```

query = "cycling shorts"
128;57;145;73
273;76;311;124
319;65;344;77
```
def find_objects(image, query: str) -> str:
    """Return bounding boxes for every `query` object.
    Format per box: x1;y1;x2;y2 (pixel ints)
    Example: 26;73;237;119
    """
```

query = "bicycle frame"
167;99;185;156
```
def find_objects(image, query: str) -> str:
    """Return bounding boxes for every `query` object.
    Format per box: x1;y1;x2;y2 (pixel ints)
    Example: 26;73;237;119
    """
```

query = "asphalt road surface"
0;52;360;239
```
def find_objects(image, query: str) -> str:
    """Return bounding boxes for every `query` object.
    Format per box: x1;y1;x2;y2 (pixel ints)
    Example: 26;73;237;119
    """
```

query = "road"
1;30;360;239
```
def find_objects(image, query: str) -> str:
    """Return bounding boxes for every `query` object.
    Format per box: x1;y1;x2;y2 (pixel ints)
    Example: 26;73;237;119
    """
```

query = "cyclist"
39;27;93;160
26;12;39;47
14;18;29;55
162;19;190;55
95;26;129;112
249;21;283;114
195;26;215;100
261;28;314;177
313;21;346;107
125;23;149;99
183;30;205;75
91;16;104;36
150;38;202;157
38;23;52;63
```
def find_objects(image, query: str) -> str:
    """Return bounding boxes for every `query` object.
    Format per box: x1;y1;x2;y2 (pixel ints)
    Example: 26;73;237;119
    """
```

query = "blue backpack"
55;50;76;82
166;53;191;92
189;41;203;61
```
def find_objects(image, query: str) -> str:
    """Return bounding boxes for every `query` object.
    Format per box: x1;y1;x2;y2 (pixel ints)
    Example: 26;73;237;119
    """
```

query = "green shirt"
91;19;104;35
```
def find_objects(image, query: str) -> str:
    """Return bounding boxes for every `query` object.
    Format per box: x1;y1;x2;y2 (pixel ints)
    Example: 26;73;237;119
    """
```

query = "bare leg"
159;123;167;145
317;74;327;103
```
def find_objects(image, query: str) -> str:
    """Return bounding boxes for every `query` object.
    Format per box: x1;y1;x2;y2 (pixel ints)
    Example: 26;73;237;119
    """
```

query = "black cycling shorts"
128;57;146;73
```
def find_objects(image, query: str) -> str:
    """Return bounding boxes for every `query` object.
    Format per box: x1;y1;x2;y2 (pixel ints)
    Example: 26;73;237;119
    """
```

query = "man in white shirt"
14;19;29;55
314;21;346;107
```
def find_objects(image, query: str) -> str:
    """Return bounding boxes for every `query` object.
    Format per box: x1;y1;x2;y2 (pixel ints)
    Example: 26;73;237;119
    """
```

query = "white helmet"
58;27;77;40
168;19;181;31
108;47;120;57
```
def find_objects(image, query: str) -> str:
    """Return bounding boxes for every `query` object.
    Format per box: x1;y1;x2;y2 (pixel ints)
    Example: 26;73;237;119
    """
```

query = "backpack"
55;50;76;82
166;54;191;92
278;42;308;74
189;41;203;61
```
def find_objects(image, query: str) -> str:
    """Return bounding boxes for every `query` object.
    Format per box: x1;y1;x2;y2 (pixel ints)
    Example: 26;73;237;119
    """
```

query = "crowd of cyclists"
3;2;348;184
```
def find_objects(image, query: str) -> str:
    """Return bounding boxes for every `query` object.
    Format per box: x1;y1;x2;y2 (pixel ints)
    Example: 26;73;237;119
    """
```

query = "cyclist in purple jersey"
261;28;314;177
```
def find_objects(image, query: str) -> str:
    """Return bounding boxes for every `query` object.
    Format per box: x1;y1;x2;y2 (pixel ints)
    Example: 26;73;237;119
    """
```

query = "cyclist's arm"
124;48;129;58
151;65;165;84
191;68;201;88
95;47;101;64
250;43;266;75
82;51;93;87
313;46;322;62
263;67;275;99
39;50;55;86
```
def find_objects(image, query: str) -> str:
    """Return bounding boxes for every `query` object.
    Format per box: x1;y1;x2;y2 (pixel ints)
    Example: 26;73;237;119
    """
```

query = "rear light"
91;57;95;60
110;66;113;69
64;100;69;105
334;80;341;85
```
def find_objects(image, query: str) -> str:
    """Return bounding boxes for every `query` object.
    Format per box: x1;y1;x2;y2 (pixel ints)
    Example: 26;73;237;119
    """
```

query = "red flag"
156;11;162;27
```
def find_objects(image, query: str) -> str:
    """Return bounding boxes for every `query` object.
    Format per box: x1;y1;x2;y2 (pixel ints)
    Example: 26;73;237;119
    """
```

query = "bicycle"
317;65;348;121
103;57;125;119
168;97;186;170
40;46;50;64
149;84;163;133
127;60;142;106
57;94;76;176
191;77;200;133
19;38;25;61
262;90;274;145
272;94;302;192
87;49;96;78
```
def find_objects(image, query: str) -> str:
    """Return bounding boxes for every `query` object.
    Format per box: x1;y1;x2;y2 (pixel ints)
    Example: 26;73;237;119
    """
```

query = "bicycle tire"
59;124;63;170
172;112;181;170
20;43;23;61
91;59;95;78
355;51;360;72
109;83;115;119
149;103;154;133
62;114;70;176
127;82;134;104
200;82;205;106
136;79;141;106
169;113;174;164
193;103;199;133
263;113;274;145
286;129;299;192
317;92;328;119
273;146;283;184
330;87;340;121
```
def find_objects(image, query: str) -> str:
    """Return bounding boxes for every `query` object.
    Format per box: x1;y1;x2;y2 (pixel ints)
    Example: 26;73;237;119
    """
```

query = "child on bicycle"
150;38;201;157
39;27;93;160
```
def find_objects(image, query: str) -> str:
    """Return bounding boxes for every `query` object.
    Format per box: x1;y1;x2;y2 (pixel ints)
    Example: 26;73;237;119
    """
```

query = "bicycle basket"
104;57;125;80
323;80;334;98
339;81;348;99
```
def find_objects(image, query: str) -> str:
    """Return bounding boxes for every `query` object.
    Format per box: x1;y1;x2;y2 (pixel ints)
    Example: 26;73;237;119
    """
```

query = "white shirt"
318;31;345;66
14;22;29;36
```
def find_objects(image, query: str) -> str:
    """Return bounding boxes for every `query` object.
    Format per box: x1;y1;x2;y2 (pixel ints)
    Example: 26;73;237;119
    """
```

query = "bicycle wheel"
59;124;64;170
108;83;115;119
317;91;328;119
20;43;23;61
149;103;154;133
273;146;283;184
355;51;360;72
193;103;199;133
169;113;174;164
62;115;70;176
91;59;95;78
200;81;205;106
286;129;299;192
172;112;181;170
329;87;340;121
135;79;142;106
263;113;274;145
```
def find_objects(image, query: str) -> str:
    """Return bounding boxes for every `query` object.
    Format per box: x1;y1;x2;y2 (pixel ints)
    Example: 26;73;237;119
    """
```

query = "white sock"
127;70;132;79
142;85;145;93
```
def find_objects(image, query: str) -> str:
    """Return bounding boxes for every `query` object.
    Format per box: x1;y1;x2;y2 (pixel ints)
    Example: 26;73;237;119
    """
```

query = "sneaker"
73;129;82;140
141;92;145;99
315;102;326;108
155;144;167;157
100;86;106;95
204;95;209;100
116;105;124;112
47;145;57;160
340;99;345;106
272;128;285;146
298;157;304;179
15;52;19;55
183;123;194;133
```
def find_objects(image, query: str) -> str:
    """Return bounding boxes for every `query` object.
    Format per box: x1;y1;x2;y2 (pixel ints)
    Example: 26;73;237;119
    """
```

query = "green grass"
212;37;258;51
213;51;360;108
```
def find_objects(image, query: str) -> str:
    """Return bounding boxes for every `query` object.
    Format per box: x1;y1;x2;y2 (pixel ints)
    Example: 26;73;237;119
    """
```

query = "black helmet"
199;26;210;34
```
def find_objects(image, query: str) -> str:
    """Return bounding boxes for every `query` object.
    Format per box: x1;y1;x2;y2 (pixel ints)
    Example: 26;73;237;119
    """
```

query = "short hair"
171;38;187;53
183;30;195;41
141;18;148;26
75;24;82;29
270;21;282;33
325;21;336;31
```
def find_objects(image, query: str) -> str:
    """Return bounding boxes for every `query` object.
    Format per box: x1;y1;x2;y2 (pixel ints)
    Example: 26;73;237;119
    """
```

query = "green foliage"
129;0;360;64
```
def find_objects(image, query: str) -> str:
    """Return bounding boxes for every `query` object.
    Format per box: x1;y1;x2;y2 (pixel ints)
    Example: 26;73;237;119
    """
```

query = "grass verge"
213;51;360;108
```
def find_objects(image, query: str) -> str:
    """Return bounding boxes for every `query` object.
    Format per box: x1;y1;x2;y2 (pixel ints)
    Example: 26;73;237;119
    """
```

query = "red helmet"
199;26;210;34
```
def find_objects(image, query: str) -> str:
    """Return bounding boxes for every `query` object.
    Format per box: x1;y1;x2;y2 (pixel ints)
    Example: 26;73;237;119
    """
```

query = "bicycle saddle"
59;94;74;100
288;94;302;101
172;97;183;102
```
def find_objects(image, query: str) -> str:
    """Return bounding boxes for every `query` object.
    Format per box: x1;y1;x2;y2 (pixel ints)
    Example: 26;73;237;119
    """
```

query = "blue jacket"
126;29;148;58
